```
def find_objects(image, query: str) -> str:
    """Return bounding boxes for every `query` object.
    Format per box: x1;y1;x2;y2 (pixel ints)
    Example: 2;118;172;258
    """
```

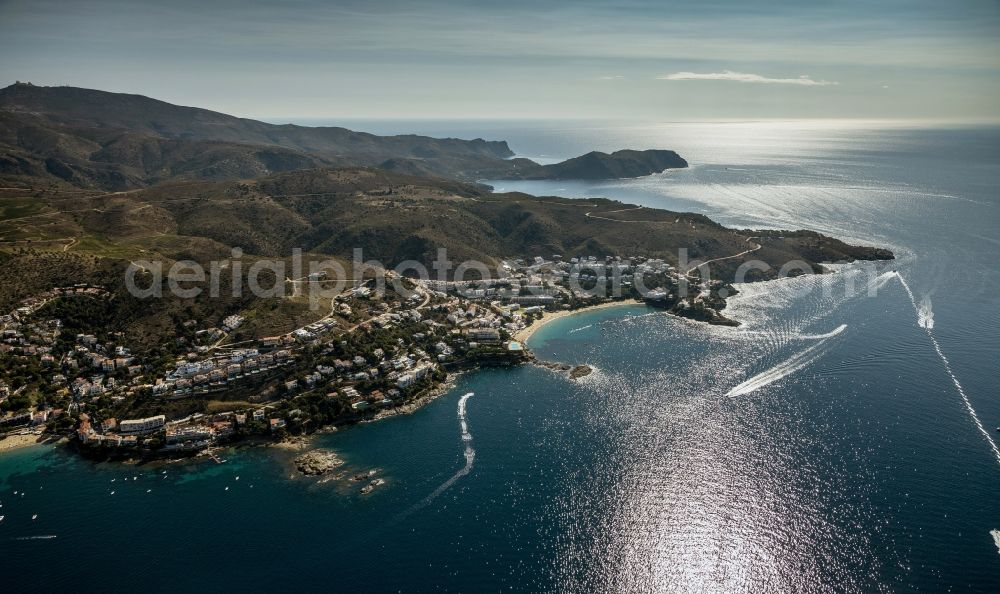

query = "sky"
1;0;999;121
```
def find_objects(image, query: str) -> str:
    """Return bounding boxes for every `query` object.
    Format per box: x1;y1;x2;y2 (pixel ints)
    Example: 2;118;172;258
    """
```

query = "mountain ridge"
0;83;688;190
0;82;513;158
0;82;516;188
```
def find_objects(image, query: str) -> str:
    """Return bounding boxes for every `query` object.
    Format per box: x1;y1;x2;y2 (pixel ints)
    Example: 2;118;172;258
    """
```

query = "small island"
500;149;689;180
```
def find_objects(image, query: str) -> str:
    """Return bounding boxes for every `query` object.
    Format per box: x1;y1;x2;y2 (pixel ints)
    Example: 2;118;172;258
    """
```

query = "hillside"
0;83;695;190
0;164;893;352
0;83;513;160
0;84;893;349
0;167;890;286
0;83;516;189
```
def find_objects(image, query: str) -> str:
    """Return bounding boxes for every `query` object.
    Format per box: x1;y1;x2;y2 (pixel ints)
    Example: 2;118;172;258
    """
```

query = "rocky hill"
505;149;688;180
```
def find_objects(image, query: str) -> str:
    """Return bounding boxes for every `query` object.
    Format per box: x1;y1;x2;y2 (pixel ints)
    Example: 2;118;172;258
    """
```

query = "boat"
32;514;37;520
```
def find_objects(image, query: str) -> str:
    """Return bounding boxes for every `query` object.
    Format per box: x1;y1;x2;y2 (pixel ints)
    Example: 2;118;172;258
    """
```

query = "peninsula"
0;84;893;460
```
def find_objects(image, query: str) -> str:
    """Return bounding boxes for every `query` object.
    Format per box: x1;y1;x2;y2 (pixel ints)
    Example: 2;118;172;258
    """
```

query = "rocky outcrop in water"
294;449;344;475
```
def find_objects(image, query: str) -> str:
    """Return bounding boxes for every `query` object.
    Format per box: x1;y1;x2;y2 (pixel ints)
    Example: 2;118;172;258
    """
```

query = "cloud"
659;70;838;86
598;75;624;80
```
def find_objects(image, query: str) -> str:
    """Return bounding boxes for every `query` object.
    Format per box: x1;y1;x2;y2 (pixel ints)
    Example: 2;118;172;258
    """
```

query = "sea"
1;120;998;592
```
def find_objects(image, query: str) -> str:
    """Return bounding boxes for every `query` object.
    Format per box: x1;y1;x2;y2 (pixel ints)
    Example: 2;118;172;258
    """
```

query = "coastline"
0;431;50;453
266;372;465;452
367;372;462;422
513;300;642;344
13;372;467;464
9;302;654;462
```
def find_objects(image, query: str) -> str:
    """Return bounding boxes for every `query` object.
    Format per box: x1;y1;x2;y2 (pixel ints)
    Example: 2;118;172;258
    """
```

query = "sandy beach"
0;431;46;452
513;300;643;344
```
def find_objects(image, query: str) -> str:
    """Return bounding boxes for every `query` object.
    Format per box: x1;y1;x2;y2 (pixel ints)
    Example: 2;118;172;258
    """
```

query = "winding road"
685;236;762;276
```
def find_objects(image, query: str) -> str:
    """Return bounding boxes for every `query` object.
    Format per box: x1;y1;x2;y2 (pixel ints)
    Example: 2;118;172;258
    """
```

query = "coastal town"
0;252;731;459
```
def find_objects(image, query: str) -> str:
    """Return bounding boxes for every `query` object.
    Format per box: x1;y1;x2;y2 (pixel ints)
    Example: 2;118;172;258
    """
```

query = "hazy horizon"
273;116;1000;125
2;0;998;122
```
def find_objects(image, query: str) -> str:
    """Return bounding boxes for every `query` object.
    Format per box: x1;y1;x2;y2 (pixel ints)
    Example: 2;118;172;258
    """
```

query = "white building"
118;415;166;435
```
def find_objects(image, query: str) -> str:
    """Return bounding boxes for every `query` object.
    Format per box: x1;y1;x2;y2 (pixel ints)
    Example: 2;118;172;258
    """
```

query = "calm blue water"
2;121;999;592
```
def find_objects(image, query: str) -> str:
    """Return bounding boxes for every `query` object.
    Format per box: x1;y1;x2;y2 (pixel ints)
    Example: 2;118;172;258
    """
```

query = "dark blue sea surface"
2;121;998;592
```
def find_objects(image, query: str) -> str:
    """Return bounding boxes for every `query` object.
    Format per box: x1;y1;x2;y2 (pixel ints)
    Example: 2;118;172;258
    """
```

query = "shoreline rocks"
294;449;344;476
531;359;594;380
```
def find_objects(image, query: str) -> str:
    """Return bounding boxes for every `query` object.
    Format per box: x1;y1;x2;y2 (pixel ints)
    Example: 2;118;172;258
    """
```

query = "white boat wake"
991;529;1000;555
622;312;659;321
732;272;998;464
893;273;1000;465
917;294;935;329
869;269;900;293
738;325;850;342
727;324;846;397
795;325;850;340
397;392;476;519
